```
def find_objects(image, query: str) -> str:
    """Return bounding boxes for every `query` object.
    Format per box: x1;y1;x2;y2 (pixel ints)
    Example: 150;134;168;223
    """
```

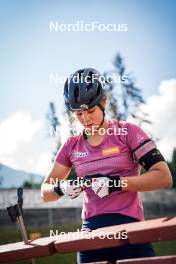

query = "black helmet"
64;68;106;111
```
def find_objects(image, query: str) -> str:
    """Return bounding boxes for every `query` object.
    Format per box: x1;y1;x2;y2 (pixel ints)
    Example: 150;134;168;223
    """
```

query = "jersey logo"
136;133;145;143
102;146;120;156
74;151;88;157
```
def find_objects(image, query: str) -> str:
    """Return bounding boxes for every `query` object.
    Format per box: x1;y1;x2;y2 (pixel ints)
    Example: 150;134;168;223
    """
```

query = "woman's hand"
41;161;72;202
90;175;122;198
55;180;82;199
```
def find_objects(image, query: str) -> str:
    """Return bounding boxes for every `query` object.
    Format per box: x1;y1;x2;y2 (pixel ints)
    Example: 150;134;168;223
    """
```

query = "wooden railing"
0;217;175;263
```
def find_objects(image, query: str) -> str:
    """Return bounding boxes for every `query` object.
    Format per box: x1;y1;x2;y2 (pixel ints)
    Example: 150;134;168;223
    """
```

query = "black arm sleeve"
139;148;165;171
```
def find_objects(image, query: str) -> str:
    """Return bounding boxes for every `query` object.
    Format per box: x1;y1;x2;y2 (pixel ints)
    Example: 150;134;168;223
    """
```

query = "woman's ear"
69;111;77;122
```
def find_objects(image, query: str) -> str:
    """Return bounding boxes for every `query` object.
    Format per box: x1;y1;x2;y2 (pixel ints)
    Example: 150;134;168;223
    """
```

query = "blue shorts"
77;213;155;264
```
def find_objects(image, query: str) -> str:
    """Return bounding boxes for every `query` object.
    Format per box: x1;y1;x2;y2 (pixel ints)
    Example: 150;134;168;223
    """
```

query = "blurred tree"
0;164;3;187
46;102;77;179
62;107;78;180
63;110;77;180
104;53;151;125
0;176;3;187
22;180;41;189
65;108;74;136
22;173;43;189
22;180;33;188
46;102;61;162
168;148;176;188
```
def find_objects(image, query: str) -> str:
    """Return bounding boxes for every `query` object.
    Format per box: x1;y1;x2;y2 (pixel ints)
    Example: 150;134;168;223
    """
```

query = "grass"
0;224;176;264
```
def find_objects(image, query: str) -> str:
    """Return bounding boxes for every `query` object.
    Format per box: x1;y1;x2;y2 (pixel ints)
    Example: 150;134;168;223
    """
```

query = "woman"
41;68;173;263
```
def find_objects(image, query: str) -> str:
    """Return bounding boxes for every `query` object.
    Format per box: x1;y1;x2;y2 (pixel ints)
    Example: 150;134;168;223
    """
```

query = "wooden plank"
0;217;176;262
116;255;176;264
0;237;56;263
126;217;176;244
87;262;110;264
94;217;176;244
54;229;127;253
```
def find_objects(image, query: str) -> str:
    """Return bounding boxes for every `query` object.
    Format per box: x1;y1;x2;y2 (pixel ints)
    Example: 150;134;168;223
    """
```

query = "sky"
0;0;176;176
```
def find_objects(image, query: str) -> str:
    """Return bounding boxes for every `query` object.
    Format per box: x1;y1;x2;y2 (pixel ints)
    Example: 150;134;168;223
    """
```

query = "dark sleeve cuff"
54;184;64;196
139;148;165;171
108;176;122;193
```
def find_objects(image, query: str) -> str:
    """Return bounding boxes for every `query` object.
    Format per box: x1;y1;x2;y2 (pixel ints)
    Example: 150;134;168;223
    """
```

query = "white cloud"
0;112;42;155
0;112;53;175
35;152;53;175
137;79;176;160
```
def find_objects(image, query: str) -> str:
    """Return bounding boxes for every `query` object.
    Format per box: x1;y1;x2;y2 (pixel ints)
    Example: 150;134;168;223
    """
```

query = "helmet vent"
74;85;79;103
78;70;84;80
86;71;93;90
96;83;101;96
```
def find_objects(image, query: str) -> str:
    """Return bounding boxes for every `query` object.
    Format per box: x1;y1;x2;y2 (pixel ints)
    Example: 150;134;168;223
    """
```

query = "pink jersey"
55;120;155;221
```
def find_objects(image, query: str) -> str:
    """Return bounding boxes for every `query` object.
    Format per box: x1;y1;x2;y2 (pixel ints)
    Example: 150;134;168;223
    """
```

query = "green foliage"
46;101;62;162
168;148;176;188
0;164;4;187
22;180;41;189
104;53;149;124
46;102;60;132
22;174;43;189
67;167;77;180
153;240;176;256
